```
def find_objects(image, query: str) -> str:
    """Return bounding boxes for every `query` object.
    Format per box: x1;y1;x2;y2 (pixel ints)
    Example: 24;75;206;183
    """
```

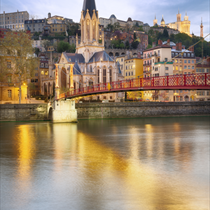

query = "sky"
1;0;209;41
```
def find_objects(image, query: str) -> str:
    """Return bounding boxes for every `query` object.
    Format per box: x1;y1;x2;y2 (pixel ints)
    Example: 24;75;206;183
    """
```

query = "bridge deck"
57;73;210;100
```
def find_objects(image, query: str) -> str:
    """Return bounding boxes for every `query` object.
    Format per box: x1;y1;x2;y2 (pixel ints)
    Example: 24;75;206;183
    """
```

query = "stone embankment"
76;102;210;119
0;102;209;121
0;104;48;121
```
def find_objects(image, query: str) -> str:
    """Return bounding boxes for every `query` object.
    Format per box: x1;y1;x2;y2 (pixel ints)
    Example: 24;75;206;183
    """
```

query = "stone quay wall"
0;104;48;121
76;102;210;119
0;102;209;122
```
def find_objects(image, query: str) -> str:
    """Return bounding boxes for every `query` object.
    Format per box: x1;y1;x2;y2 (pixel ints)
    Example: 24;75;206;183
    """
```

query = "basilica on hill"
55;0;124;101
153;10;191;36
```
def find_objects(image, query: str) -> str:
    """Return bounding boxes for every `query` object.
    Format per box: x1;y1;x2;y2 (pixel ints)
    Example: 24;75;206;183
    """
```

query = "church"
55;0;124;101
153;10;191;37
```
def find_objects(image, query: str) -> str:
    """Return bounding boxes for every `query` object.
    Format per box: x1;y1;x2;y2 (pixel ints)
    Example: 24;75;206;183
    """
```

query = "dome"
110;14;116;19
127;17;132;22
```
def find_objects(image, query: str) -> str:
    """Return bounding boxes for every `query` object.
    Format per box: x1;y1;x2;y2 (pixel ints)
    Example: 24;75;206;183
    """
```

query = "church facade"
55;0;124;101
153;11;191;37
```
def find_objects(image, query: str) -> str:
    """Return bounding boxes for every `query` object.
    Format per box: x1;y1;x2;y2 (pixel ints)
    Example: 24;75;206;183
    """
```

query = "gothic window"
90;65;92;72
110;68;112;83
97;69;100;84
103;67;106;84
93;21;96;40
61;68;67;89
89;79;93;86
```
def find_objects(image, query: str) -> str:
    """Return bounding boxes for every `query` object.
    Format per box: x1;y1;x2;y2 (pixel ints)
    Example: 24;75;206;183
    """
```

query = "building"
24;19;47;33
51;0;124;102
0;10;29;31
195;57;210;101
153;10;191;36
124;58;143;79
99;15;143;28
143;40;174;101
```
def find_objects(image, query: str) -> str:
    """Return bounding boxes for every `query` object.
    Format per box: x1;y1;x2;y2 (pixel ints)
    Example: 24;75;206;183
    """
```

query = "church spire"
82;0;97;18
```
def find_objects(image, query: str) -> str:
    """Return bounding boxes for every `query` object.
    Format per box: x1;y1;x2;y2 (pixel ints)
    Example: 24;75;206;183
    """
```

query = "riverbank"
76;101;210;119
0;102;209;121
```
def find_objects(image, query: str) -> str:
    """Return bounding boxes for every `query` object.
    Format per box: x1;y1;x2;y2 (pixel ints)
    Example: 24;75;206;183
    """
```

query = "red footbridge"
57;73;210;100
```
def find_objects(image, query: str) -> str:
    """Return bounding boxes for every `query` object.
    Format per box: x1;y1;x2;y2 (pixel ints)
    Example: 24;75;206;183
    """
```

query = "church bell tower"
76;0;104;62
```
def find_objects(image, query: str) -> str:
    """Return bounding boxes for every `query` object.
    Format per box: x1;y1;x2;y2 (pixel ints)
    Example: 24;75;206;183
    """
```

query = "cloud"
1;0;209;39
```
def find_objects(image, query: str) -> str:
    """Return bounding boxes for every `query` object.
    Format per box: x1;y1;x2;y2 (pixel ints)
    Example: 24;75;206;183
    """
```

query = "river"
0;116;209;210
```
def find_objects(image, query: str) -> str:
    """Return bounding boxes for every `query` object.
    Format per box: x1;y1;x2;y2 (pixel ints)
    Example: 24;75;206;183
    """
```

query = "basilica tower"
76;0;105;62
153;15;158;26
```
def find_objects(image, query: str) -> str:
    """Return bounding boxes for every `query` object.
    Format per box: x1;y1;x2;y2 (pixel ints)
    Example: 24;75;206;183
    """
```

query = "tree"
0;31;38;103
125;40;130;49
34;47;40;56
57;41;75;53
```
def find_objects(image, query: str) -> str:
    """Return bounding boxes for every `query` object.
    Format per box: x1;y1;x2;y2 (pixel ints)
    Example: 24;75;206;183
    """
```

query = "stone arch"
121;52;125;55
109;52;113;57
48;107;53;121
115;52;119;57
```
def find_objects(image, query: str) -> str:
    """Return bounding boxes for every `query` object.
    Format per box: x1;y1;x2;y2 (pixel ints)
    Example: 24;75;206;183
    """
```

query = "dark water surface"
0;117;209;210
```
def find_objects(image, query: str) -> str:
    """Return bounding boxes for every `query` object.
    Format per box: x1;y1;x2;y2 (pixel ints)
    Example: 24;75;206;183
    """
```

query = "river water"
0;117;209;210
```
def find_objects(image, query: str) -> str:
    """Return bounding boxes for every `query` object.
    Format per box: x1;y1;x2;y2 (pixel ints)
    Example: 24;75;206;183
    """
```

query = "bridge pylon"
52;99;77;123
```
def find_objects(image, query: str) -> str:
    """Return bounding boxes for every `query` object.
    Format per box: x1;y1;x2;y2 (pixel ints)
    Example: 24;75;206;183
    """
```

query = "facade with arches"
55;0;124;101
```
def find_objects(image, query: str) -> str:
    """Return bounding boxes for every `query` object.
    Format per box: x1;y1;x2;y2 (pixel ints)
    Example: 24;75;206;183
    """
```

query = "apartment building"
0;11;29;31
24;19;47;33
124;58;143;79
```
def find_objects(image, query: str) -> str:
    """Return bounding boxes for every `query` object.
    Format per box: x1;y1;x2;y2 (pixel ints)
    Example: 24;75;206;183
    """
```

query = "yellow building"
124;58;143;101
125;58;143;79
0;84;28;104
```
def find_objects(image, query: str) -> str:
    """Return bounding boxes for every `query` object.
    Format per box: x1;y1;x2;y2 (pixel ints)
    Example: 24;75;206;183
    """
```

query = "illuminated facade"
154;10;191;36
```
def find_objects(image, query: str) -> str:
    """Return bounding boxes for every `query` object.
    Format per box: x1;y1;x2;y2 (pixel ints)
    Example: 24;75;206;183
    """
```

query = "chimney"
158;40;162;46
152;42;156;48
176;42;182;51
48;13;51;18
189;45;194;52
167;39;170;45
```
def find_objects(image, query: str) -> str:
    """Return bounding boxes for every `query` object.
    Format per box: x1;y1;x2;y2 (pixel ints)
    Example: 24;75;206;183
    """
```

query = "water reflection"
0;117;209;210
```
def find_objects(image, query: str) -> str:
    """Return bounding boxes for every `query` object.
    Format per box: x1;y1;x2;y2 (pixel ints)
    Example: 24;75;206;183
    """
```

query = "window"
40;63;44;68
188;66;190;69
41;71;44;75
110;69;112;82
184;53;186;57
8;76;12;83
126;72;127;76
165;67;168;70
202;69;205;73
191;53;194;57
192;66;194;69
97;69;100;83
45;71;48;75
165;58;168;62
196;69;199;72
7;61;11;68
155;67;158;71
8;90;12;98
90;65;92;72
184;60;187;63
188;60;190;63
192;60;194;64
131;72;133;76
165;73;169;76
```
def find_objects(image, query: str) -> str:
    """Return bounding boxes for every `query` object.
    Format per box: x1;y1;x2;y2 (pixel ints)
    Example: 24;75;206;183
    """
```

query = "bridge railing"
56;73;210;100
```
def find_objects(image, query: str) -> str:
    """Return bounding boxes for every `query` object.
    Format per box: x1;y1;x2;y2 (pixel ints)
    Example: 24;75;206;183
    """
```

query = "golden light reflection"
74;130;192;210
128;127;140;160
17;125;36;179
145;124;153;158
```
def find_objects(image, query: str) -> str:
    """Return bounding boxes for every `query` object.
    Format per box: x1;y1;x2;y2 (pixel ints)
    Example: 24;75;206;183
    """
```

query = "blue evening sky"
1;0;209;40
